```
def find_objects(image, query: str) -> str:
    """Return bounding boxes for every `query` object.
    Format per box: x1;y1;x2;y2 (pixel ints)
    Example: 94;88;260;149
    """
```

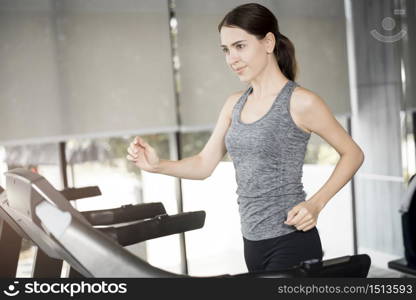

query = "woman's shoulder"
216;89;246;120
291;85;328;115
290;85;334;132
223;89;246;111
228;89;246;102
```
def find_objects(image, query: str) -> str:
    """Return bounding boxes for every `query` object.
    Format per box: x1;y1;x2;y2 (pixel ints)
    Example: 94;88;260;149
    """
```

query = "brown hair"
218;3;297;81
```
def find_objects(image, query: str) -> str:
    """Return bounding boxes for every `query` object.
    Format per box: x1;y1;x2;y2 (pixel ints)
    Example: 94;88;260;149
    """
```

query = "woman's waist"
236;182;306;198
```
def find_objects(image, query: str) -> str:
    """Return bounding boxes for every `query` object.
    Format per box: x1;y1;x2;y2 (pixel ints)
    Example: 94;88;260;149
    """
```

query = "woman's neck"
250;60;288;100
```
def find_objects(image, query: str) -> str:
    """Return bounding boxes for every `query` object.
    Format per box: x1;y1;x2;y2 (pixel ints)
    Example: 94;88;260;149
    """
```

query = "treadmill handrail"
98;210;205;246
81;202;166;226
35;200;183;278
60;186;101;201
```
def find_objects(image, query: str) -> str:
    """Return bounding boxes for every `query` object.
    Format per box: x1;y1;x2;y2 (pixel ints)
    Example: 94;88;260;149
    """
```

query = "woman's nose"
227;49;240;65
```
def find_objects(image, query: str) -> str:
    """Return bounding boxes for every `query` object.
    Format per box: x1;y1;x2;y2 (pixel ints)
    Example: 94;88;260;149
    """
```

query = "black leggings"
243;227;323;273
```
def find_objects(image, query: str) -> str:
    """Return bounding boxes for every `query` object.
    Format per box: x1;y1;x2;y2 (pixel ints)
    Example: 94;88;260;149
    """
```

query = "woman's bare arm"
127;91;243;180
285;87;364;231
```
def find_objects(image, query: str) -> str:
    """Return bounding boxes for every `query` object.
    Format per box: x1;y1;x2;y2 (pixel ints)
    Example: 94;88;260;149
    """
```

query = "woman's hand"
284;200;323;231
126;136;160;172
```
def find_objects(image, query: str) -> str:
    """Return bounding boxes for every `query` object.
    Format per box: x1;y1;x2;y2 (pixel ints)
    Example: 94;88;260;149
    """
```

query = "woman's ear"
264;32;276;54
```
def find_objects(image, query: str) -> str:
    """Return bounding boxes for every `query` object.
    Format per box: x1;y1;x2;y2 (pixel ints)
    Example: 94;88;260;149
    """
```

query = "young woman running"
127;3;364;273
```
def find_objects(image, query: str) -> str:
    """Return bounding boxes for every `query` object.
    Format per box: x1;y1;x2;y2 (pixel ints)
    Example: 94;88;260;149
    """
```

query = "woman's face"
220;26;271;82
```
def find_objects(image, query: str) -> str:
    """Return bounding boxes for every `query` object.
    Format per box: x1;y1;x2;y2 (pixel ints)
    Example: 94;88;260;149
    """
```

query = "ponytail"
274;32;297;81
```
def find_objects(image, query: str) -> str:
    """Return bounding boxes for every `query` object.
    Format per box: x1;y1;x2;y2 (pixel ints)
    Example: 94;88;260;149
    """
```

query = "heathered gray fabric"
225;80;311;241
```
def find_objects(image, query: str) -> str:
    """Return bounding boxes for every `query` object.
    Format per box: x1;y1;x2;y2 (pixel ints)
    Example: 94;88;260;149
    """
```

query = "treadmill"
0;168;371;278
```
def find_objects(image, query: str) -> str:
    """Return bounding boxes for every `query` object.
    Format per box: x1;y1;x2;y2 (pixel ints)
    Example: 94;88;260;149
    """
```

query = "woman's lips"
235;66;246;74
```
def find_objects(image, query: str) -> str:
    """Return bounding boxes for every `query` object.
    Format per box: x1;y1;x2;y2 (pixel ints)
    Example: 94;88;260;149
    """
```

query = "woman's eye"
222;48;229;54
236;44;245;49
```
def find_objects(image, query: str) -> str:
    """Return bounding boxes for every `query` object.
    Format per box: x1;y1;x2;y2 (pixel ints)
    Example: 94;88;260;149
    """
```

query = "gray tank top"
225;80;311;241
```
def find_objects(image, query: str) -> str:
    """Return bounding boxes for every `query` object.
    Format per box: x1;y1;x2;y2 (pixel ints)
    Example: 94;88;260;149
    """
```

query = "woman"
127;3;364;273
